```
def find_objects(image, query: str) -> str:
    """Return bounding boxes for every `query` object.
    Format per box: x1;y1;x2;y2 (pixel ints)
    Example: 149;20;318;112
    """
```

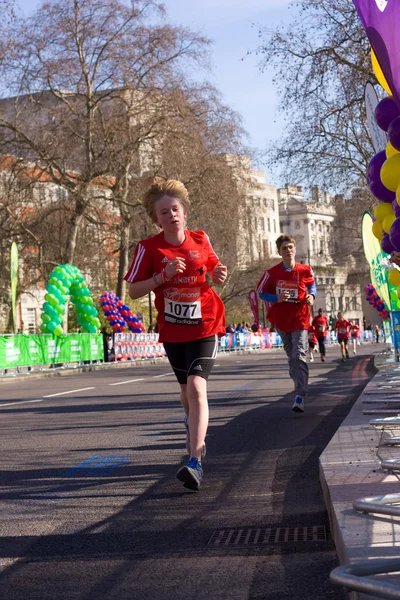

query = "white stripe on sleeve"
126;244;145;282
257;271;270;293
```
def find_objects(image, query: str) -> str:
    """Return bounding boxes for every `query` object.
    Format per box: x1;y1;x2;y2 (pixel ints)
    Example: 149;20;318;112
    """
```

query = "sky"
17;0;298;186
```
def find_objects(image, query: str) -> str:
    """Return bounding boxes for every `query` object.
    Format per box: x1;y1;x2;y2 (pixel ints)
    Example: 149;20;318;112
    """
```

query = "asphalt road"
0;343;380;600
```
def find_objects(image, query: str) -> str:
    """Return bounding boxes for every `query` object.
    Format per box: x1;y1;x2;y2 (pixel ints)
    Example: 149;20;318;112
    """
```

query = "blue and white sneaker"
292;395;305;413
177;457;203;490
184;416;206;459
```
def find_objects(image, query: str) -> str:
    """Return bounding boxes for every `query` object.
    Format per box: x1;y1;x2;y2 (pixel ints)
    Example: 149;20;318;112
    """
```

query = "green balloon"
45;293;59;308
53;325;63;336
43;302;58;320
40;323;48;333
41;313;51;323
47;320;57;332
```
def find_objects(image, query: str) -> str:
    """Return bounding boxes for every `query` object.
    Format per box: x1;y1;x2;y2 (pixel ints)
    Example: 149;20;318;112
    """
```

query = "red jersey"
335;319;350;339
308;325;317;345
257;262;315;332
124;230;225;343
350;324;360;339
312;314;329;337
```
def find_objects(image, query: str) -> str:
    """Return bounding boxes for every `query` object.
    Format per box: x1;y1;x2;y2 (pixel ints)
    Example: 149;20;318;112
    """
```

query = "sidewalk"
320;351;400;599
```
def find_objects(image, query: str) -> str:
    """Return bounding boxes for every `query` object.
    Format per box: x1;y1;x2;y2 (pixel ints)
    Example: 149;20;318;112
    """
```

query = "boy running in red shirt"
312;308;329;362
308;322;317;362
257;234;316;413
349;321;360;355
335;312;350;362
125;178;227;491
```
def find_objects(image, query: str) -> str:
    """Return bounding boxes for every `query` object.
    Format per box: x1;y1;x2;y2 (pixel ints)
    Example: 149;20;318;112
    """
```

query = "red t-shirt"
257;262;315;332
308;325;317;345
350;324;360;338
124;230;225;343
312;314;329;337
335;319;350;339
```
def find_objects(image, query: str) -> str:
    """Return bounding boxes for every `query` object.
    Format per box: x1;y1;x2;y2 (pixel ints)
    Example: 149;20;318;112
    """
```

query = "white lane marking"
0;399;43;407
153;373;174;378
109;378;144;387
43;387;95;397
215;364;221;366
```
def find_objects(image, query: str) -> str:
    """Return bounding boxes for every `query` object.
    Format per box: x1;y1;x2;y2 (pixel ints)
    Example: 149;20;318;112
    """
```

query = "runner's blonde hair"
143;178;190;223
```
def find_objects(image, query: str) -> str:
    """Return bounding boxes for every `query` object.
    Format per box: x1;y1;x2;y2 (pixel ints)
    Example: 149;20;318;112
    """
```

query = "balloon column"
40;264;100;335
100;292;145;333
365;284;390;321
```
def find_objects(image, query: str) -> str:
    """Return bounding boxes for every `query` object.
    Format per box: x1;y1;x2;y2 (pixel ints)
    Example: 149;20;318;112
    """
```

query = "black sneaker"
177;457;203;490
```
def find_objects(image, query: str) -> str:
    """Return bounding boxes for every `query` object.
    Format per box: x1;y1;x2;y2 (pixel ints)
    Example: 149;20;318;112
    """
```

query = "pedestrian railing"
330;356;400;598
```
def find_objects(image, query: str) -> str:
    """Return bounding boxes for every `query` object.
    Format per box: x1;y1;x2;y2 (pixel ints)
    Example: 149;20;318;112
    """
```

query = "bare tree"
254;0;378;189
0;0;210;263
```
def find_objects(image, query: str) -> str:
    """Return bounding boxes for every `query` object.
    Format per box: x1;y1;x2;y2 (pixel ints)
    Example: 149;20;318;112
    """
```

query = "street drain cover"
208;526;327;546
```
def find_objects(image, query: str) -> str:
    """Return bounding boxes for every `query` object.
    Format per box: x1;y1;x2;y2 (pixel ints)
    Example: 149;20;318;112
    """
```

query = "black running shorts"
163;335;218;384
338;337;348;346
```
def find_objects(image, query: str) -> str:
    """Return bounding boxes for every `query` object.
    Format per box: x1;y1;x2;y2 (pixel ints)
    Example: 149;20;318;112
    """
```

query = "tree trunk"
65;196;87;264
116;206;131;301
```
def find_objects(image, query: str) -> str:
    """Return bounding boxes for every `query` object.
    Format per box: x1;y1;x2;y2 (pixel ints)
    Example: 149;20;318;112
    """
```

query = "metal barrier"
330;355;400;598
330;559;400;599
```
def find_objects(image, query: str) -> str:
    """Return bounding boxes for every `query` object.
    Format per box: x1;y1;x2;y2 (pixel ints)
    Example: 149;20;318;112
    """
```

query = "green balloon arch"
40;264;100;336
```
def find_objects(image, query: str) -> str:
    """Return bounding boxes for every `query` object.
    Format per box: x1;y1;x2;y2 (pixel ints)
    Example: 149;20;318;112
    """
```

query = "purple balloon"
375;96;400;132
388;116;400;151
381;234;395;254
367;150;387;183
393;200;400;218
369;178;396;202
389;217;400;251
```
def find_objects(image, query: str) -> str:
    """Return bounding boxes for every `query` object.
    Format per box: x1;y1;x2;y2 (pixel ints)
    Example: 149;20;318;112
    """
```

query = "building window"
295;221;300;229
273;220;276;233
331;297;336;312
264;198;267;207
267;218;271;232
311;222;314;231
320;240;324;254
27;308;36;333
312;239;316;253
318;223;322;232
271;199;275;211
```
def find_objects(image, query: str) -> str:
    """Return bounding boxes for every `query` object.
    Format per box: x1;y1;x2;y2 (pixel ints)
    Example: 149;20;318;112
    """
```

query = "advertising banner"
10;242;18;333
353;0;400;106
248;290;259;328
0;334;103;369
365;82;387;152
362;211;391;309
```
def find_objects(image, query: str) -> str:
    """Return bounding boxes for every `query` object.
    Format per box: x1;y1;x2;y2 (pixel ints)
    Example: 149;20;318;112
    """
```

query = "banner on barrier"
0;334;103;368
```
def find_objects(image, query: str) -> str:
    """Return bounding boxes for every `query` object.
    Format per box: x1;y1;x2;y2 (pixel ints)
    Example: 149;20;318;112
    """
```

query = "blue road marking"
62;456;103;477
99;457;129;476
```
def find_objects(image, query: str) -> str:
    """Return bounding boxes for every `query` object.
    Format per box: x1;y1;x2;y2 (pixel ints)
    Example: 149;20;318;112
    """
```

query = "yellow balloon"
382;212;396;234
374;202;394;222
372;220;384;240
388;269;400;287
381;154;400;192
396;184;400;206
371;49;392;95
386;142;400;159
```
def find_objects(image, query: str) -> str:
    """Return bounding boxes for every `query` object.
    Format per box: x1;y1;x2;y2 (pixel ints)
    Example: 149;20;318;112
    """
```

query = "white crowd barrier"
112;329;378;361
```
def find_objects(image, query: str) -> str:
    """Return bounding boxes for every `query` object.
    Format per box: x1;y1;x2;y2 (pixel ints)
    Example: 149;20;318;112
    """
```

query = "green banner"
10;242;18;333
0;333;103;368
361;211;398;310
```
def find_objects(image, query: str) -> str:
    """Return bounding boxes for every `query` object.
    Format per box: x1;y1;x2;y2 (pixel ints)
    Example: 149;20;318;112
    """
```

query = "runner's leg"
186;375;209;459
